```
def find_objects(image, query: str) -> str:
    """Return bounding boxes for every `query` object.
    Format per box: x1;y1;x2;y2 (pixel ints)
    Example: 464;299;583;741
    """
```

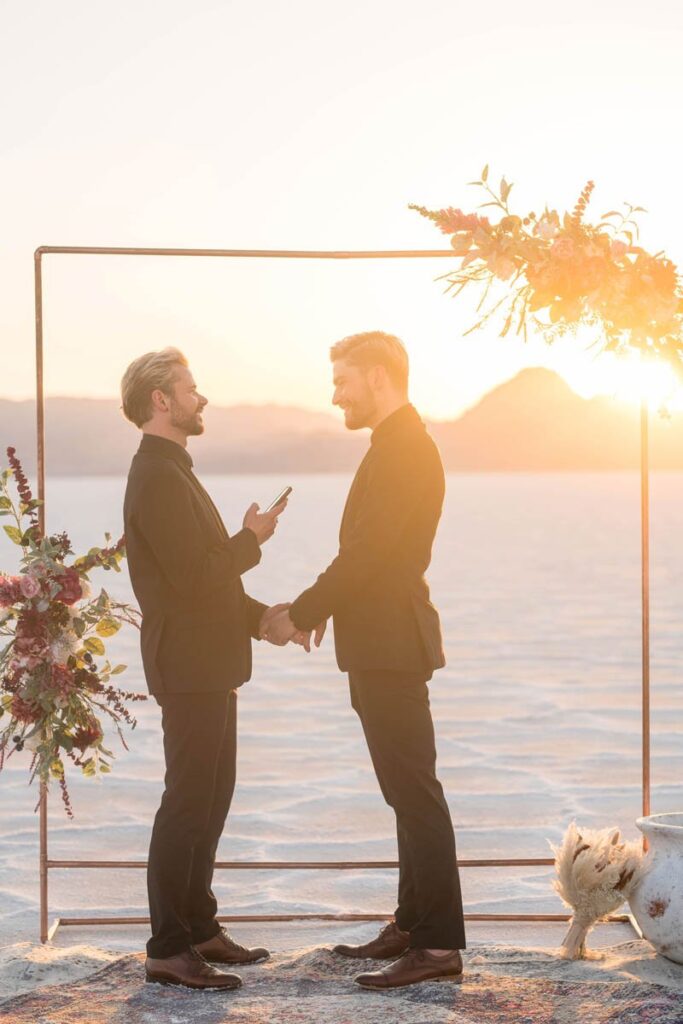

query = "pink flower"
0;575;21;607
551;237;576;261
53;568;83;606
10;694;42;724
50;663;76;697
535;216;560;241
13;633;48;670
19;575;41;600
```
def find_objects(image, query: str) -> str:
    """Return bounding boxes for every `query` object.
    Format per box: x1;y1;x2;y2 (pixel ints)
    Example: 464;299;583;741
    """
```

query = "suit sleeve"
132;466;262;601
289;442;442;630
245;595;268;640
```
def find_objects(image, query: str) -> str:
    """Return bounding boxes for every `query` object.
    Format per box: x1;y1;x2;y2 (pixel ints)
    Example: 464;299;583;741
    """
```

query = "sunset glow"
2;1;683;421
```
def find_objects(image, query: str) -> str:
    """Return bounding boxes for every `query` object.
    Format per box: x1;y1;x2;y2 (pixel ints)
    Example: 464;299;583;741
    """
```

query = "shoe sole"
333;950;409;959
356;973;463;989
145;972;242;990
203;954;270;965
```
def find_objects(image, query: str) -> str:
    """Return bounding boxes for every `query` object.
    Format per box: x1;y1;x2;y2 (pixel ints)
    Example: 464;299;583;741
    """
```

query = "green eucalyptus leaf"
3;525;23;545
84;637;105;656
95;617;121;638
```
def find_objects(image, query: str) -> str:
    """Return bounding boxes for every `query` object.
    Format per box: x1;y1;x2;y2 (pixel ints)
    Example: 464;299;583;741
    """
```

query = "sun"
543;338;683;412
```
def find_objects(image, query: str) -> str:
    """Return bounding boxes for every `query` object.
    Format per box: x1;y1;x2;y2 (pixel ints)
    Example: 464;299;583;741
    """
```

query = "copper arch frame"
32;245;649;943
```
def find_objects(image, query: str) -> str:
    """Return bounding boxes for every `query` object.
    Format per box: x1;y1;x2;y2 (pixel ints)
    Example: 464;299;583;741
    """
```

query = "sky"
2;0;683;420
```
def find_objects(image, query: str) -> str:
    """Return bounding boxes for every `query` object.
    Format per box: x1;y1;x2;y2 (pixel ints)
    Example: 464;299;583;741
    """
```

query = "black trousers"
348;670;466;950
146;690;237;959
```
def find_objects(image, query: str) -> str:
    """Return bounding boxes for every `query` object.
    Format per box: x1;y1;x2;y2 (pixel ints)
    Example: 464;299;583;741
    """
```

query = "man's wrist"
289;600;313;633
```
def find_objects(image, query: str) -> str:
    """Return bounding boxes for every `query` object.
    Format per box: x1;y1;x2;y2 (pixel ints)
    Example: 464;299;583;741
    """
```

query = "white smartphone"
265;486;292;512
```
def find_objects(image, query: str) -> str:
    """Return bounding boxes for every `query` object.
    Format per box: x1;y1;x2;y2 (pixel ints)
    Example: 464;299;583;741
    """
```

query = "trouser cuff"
409;928;467;951
190;920;222;944
146;938;192;959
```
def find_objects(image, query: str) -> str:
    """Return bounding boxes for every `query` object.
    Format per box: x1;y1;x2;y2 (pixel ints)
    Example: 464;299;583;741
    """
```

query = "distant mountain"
0;397;363;474
429;368;649;471
1;369;682;474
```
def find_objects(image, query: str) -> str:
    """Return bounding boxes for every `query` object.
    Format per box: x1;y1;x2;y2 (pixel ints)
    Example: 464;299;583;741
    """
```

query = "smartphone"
265;486;292;512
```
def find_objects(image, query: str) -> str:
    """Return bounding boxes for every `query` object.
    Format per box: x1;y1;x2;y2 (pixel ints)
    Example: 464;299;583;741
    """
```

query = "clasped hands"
259;603;327;653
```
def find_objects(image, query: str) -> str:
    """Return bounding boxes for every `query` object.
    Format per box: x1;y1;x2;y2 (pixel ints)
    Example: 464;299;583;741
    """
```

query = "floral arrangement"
0;447;144;817
549;822;646;959
410;168;683;370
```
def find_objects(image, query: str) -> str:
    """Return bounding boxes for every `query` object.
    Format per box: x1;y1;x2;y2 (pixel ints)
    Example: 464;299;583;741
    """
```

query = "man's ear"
150;388;170;413
367;364;387;391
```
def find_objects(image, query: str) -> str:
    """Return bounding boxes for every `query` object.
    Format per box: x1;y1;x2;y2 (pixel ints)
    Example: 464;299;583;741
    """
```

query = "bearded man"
263;331;466;988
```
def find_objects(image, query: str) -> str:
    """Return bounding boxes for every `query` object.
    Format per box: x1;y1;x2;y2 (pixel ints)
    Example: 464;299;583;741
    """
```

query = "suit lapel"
180;466;230;540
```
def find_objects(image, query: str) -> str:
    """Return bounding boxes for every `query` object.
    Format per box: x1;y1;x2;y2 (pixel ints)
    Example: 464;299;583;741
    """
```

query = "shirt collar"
138;433;193;470
370;403;420;446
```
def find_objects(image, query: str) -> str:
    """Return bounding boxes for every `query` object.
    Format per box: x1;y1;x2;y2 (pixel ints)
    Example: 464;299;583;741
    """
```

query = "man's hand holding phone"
243;486;292;545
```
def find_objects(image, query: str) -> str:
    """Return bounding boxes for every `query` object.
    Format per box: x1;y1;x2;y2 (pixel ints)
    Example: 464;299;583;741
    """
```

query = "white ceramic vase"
629;812;683;964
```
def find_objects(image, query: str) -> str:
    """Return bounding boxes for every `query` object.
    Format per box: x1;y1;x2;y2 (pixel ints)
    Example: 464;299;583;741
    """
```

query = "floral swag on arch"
0;448;144;817
410;167;683;370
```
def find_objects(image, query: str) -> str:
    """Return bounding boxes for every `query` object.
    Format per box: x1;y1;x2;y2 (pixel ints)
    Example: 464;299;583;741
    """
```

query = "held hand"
259;603;291;643
292;627;312;653
243;498;287;545
261;608;313;652
263;608;299;647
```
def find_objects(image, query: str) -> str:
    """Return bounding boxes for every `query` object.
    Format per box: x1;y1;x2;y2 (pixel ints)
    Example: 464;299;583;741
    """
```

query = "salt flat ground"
1;472;682;998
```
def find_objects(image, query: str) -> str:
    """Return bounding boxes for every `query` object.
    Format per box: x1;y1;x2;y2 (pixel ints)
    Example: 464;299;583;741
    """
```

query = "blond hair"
330;331;409;389
120;347;188;427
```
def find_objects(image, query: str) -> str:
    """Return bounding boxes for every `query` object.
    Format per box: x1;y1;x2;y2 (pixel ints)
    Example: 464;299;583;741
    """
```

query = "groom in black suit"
122;347;293;991
263;331;466;988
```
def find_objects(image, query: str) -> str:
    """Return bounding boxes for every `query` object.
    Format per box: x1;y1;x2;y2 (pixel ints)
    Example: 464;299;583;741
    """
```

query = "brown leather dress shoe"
355;947;463;989
333;920;410;959
145;947;242;989
193;926;270;965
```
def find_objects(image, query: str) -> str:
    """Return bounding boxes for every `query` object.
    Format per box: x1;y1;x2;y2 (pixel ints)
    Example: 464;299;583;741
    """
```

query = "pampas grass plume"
549;822;644;959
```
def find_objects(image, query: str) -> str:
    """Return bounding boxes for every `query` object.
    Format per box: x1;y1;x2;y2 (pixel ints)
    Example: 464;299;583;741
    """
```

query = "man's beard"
343;390;378;430
170;399;204;436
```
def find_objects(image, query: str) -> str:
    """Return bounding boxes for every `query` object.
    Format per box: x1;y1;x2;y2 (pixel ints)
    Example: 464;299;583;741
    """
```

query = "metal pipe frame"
33;245;651;942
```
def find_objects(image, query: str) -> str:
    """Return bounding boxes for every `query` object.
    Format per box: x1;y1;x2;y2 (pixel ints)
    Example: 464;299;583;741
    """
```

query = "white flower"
536;216;559;240
0;608;10;623
24;730;44;752
50;631;79;662
80;580;92;600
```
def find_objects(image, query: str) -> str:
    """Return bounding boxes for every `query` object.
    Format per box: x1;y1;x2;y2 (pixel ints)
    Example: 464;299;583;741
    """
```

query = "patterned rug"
1;947;682;1024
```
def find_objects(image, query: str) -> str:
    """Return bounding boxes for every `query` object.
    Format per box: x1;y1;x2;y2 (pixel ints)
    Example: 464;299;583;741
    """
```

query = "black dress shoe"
333;921;410;959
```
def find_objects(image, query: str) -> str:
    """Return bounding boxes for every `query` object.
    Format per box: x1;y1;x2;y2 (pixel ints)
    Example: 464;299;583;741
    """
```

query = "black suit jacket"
289;404;446;675
123;434;267;694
